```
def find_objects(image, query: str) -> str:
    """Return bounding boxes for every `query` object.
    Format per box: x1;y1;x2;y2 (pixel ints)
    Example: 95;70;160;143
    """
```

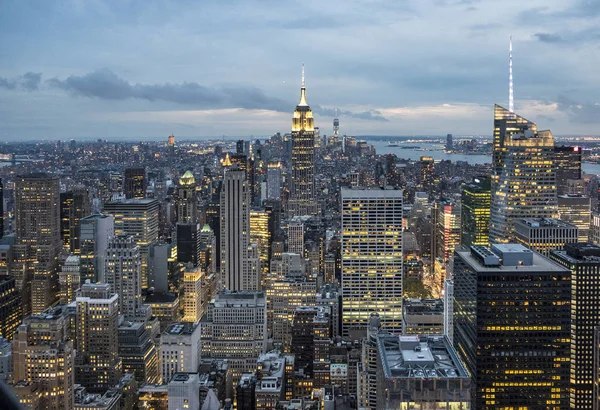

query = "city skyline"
2;0;600;139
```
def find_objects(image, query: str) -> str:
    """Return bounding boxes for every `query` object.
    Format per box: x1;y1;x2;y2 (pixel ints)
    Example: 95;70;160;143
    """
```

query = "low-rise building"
402;298;444;335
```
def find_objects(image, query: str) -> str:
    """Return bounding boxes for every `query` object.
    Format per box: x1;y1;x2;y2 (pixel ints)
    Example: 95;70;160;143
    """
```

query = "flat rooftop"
378;335;469;380
341;186;403;198
164;322;197;336
516;218;576;229
403;298;444;315
456;245;569;273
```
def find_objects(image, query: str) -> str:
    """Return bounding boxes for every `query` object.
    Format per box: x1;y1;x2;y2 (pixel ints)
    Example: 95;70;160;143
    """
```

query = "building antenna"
509;35;514;113
302;63;305;88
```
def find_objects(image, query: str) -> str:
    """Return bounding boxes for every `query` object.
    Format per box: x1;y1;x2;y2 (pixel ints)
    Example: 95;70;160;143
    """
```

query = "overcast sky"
1;0;600;140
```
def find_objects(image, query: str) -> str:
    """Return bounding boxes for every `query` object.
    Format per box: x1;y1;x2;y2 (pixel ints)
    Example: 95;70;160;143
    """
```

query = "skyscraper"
514;218;578;256
14;173;61;315
555;145;582;195
177;223;201;267
558;194;591;242
341;187;403;338
490;106;557;243
124;167;146;199
75;283;121;393
104;233;147;321
59;255;80;304
287;219;304;255
289;66;317;217
79;214;114;283
0;178;4;239
454;244;570;409
266;162;282;201
551;244;600;409
12;305;75;410
176;171;198;223
461;177;491;247
160;323;201;383
0;275;21;341
60;188;90;253
220;168;253;291
182;266;204;323
104;198;159;289
419;156;435;190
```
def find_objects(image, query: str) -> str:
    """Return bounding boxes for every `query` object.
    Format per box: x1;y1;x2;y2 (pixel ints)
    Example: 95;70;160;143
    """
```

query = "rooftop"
105;198;158;205
403;299;444;315
378;335;469;380
456;245;568;273
516;218;577;229
145;292;178;304
164;322;198;336
341;186;403;198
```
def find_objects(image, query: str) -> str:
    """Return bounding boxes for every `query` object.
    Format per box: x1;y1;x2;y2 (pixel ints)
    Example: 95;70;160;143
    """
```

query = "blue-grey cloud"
46;69;388;121
533;33;564;43
557;95;600;124
0;72;41;91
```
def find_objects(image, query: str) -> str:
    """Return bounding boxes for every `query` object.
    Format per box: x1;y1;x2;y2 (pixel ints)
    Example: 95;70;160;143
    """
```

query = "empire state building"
289;66;317;217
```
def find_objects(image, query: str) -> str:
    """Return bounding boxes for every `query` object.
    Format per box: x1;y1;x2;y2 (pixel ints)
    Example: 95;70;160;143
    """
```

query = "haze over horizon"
2;0;600;140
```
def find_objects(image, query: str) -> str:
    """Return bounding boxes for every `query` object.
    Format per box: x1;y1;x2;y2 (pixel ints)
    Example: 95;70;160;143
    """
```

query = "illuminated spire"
509;35;514;113
298;63;308;107
302;63;305;88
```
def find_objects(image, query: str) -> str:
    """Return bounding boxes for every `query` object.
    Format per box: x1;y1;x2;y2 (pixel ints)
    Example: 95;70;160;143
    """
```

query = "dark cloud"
315;106;388;122
533;33;564;43
557;95;600;124
0;72;42;91
47;69;388;121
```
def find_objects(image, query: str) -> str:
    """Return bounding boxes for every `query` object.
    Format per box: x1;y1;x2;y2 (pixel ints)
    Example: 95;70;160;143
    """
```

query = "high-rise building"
75;283;121;393
250;208;272;285
104;233;146;321
168;373;201;410
199;224;217;275
490;105;557;243
79;214;114;283
514;218;578;256
220;168;253;291
182;266;204;323
454;244;570;408
118;320;159;384
375;334;471;409
160;322;201;383
287;219;304;255
555;145;582;195
341;187;403;338
551;243;600;409
0;275;21;341
290;306;326;378
461;177;491;247
12;305;75;410
266;162;282;201
0;178;3;239
401;298;444;336
176;171;198;223
200;291;267;384
124;167;146;199
558;194;591;242
59;255;81;304
177;223;201;267
445;133;453;151
104;198;159;289
60;188;90;253
14;173;61;315
289;66;317;217
419;156;435;190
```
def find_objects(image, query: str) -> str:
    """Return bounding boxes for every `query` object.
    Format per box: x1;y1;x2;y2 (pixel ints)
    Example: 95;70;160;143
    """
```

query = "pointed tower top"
302;63;305;88
297;63;309;107
509;35;514;113
335;108;338;118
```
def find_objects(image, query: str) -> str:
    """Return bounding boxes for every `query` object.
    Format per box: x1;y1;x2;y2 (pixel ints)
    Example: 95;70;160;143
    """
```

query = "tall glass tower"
289;66;317;217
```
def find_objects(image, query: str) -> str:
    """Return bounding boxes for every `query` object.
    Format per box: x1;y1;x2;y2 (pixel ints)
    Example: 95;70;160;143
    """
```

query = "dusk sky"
1;0;600;140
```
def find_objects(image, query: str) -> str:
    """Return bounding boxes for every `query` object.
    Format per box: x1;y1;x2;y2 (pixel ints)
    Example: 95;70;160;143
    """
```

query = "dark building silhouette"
124;167;146;199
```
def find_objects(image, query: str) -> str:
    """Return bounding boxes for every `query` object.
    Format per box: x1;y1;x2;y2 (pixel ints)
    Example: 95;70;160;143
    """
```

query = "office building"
104;198;159;289
551;244;600;409
267;278;316;351
558;194;591;242
0;178;3;239
14;173;61;315
149;242;170;292
168;373;201;410
237;373;257;410
0;275;21;341
461;178;491;247
555;145;582;195
118;320;159;384
291;306;323;377
177;223;201;267
199;224;217;275
104;233;146;321
176;171;198;223
341;187;403;337
270;252;307;281
266;162;282;200
60;188;91;253
59;255;81;304
419;156;435;190
0;337;11;382
433;199;461;292
200;291;267;383
514;218;578;256
454;244;570;408
220;168;253;291
254;352;289;409
75;283;122;393
80;214;114;283
12;305;75;410
490;105;557;243
445;133;453;151
287;219;304;255
250;208;272;284
182;266;204;323
289;67;317;217
443;279;454;344
160;322;201;383
402;298;444;336
124;167;146;199
144;292;180;332
376;334;471;409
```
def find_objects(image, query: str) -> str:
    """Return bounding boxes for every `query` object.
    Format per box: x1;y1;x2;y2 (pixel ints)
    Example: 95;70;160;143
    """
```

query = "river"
370;140;600;176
